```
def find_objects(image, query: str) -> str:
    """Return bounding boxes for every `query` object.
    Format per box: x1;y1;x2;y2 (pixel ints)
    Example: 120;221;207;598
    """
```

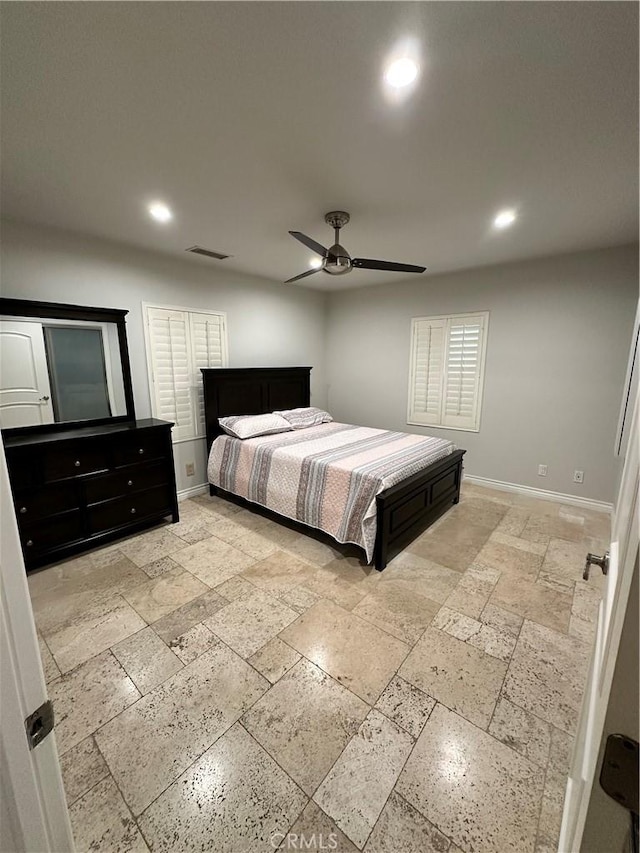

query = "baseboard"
177;483;208;501
463;474;612;514
179;476;613;513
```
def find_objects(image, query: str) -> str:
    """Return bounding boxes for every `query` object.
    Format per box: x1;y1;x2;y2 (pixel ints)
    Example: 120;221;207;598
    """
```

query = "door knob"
38;395;50;403
584;551;609;581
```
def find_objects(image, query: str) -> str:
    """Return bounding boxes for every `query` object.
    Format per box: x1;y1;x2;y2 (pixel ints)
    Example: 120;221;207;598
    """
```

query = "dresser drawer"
84;462;169;504
87;486;173;535
44;442;109;482
14;482;79;522
5;448;43;488
21;510;83;555
113;431;167;468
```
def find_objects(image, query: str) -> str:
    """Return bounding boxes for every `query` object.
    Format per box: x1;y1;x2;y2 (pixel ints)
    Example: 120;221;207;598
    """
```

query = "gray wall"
2;220;636;503
325;245;638;503
0;220;328;492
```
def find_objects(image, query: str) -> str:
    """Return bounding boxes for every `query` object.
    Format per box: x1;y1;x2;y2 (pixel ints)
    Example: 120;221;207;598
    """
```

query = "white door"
0;320;55;428
558;384;639;850
0;444;74;852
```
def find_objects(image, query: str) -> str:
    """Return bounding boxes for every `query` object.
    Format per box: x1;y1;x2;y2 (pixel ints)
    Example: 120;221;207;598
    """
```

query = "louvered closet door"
189;313;226;437
146;308;195;440
442;315;486;431
409;319;445;425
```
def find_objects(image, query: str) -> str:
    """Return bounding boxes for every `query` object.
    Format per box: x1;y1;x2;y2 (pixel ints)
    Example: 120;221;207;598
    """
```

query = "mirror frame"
0;297;136;436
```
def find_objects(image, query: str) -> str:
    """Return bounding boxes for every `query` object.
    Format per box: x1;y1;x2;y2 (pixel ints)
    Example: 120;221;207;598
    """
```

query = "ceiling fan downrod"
324;211;352;276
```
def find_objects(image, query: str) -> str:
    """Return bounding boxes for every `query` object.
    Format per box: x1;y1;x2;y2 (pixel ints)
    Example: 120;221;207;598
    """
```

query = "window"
143;304;228;441
408;311;489;432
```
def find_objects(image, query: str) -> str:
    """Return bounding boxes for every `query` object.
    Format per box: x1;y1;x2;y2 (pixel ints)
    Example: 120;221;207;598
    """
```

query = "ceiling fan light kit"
285;211;427;284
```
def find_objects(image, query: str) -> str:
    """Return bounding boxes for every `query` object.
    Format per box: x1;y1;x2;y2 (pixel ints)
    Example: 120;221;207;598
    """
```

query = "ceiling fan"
285;211;427;283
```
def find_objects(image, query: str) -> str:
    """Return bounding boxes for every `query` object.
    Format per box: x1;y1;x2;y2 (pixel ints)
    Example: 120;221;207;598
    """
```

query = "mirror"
0;298;135;432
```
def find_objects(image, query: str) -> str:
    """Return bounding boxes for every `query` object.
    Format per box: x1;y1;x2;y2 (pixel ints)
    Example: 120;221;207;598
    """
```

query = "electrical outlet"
185;462;195;477
538;464;548;477
573;470;584;484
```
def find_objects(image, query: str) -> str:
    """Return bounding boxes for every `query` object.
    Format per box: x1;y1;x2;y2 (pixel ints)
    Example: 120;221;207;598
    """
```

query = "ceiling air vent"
186;245;232;261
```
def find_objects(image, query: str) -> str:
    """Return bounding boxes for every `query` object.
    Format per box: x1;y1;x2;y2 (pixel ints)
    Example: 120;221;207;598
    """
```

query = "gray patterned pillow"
219;413;293;439
274;407;333;430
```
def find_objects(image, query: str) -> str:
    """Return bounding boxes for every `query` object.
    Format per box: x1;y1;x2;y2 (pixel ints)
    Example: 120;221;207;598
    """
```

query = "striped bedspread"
207;422;455;561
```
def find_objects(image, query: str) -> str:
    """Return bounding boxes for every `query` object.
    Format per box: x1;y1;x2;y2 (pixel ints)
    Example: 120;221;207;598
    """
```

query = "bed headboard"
201;366;312;452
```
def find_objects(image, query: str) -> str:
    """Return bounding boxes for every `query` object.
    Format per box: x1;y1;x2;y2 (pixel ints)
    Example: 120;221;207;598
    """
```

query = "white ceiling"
1;2;637;291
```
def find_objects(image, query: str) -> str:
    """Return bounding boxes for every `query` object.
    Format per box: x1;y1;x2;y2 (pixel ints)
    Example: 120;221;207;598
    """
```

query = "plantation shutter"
146;307;194;440
408;312;488;432
145;306;228;441
409;319;445;425
442;315;486;430
189;312;226;437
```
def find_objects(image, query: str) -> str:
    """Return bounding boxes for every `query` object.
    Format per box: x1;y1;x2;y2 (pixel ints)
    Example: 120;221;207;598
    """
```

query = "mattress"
207;422;455;561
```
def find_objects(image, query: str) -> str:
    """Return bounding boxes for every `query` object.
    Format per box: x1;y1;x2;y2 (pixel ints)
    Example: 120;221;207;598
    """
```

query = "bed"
202;367;465;570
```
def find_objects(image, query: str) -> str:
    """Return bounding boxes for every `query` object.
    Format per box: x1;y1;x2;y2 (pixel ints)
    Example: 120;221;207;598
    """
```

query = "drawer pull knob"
74;460;81;467
19;506;27;514
127;480;133;487
138;448;145;455
26;539;34;547
130;507;137;514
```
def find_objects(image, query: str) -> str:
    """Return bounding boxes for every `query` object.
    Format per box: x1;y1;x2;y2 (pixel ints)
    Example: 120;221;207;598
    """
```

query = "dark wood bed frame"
201;367;465;570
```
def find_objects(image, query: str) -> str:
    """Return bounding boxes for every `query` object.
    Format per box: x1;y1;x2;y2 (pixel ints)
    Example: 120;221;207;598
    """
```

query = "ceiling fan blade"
284;267;322;284
352;258;426;274
289;231;330;258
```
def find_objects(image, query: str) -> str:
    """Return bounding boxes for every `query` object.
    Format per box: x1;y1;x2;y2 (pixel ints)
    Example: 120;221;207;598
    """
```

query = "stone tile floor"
29;483;610;852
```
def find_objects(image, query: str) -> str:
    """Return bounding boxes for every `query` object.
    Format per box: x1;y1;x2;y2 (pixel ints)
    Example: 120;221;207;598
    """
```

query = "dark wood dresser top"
2;418;173;448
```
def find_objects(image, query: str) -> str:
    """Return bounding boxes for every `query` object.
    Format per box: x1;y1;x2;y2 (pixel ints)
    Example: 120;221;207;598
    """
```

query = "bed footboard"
374;449;465;571
208;451;465;573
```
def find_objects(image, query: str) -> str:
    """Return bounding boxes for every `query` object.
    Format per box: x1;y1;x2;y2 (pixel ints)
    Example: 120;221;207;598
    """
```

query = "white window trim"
407;310;489;433
142;302;229;443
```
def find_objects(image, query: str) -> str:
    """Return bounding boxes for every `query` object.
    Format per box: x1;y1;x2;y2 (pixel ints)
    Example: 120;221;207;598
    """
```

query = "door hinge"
24;699;54;750
600;733;639;814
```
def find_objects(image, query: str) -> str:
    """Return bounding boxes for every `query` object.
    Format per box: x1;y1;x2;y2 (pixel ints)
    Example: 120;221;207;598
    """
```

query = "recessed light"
148;202;173;223
493;209;517;229
384;58;419;89
309;257;323;269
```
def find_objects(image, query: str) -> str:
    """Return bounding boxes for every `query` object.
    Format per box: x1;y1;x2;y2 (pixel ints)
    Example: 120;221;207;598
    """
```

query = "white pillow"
219;413;293;439
274;407;333;430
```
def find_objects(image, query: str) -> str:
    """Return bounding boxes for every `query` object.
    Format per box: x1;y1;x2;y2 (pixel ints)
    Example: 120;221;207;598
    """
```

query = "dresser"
3;418;179;571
